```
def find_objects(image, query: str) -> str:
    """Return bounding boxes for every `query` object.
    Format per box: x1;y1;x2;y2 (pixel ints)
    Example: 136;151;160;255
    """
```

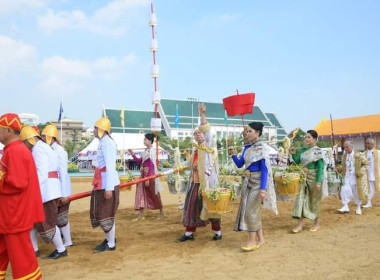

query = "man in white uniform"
337;141;368;215
90;117;120;253
41;124;73;246
362;137;380;208
21;126;67;259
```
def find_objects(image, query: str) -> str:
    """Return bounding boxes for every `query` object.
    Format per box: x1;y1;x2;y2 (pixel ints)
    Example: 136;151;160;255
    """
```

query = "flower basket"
167;182;177;194
179;180;187;194
274;172;301;196
167;174;187;194
119;174;133;191
327;171;341;195
202;188;232;214
222;93;255;117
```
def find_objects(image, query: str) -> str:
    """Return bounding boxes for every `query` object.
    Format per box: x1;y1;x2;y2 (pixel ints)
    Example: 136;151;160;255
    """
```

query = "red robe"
0;140;45;233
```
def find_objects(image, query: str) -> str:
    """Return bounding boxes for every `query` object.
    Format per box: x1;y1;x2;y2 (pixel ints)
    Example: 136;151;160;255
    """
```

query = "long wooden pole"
329;114;337;163
67;165;188;202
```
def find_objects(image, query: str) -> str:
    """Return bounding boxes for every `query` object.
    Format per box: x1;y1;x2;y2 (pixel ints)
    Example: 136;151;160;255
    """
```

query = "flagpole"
60;100;63;143
122;109;126;175
174;104;183;208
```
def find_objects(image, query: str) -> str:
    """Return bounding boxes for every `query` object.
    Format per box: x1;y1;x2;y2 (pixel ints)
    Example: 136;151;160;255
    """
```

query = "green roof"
105;98;287;138
265;112;287;140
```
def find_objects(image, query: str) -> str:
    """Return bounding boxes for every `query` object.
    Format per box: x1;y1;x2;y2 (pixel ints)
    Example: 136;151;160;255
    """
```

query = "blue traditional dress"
232;141;277;232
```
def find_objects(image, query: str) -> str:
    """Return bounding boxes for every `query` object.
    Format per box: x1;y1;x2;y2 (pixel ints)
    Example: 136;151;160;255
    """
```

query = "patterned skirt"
57;202;70;227
182;183;209;228
292;169;322;220
90;186;120;232
234;172;262;232
35;199;59;243
134;179;163;210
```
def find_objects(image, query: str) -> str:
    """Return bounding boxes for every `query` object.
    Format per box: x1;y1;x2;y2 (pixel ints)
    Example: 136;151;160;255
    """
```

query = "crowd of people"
0;105;379;279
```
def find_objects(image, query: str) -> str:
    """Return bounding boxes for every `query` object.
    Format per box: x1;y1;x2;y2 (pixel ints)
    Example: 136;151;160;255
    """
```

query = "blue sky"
1;0;379;132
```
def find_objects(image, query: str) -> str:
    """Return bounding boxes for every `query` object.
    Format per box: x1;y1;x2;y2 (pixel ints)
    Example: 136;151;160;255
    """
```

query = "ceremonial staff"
67;165;188;202
330;114;338;165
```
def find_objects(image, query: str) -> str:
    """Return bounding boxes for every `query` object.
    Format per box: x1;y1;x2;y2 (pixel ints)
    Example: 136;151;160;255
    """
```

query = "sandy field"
10;178;380;280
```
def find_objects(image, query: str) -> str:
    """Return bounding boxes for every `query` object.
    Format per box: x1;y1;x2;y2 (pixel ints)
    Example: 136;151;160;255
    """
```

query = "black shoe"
43;249;68;259
94;244;116;253
176;234;194;242
94;239;108;250
94;238;117;250
212;234;222;241
35;250;40;257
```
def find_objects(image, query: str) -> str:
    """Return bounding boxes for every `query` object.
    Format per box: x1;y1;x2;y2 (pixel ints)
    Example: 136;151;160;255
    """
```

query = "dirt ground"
12;178;380;280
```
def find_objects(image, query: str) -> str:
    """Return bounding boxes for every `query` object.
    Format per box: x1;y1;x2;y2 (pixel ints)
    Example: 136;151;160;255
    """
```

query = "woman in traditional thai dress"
128;133;164;221
229;122;278;252
290;130;326;233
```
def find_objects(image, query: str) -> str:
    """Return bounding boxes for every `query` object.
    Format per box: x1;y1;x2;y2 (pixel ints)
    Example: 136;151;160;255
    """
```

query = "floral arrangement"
273;165;305;186
167;173;177;185
183;172;189;185
162;160;172;168
203;180;235;204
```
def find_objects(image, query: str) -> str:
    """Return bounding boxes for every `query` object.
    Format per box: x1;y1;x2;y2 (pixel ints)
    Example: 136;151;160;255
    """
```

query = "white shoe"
356;206;362;215
337;206;349;213
362;203;372;209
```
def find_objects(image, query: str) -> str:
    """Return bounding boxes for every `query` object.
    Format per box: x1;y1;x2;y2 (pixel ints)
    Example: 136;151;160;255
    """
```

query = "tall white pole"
60;100;63;144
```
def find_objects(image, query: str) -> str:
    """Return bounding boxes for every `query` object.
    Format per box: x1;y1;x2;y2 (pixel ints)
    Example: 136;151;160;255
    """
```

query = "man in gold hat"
41;124;73;247
21;125;67;259
91;117;120;253
0;113;44;279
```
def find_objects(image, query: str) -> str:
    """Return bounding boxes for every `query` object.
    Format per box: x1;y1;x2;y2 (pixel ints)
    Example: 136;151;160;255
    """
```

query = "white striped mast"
150;0;160;166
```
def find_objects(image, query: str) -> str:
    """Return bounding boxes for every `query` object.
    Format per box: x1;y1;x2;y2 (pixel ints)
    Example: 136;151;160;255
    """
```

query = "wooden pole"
67;165;188;202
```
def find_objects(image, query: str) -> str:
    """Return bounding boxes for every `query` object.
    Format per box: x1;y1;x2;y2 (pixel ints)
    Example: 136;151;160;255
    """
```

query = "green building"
105;98;287;140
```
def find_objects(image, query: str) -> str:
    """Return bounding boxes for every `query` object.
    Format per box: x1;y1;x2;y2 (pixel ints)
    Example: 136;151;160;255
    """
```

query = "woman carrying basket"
229;122;277;252
289;130;326;233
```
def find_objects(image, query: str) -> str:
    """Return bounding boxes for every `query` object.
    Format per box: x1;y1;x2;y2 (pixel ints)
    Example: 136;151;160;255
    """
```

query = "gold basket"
119;175;133;191
202;189;231;214
274;172;301;195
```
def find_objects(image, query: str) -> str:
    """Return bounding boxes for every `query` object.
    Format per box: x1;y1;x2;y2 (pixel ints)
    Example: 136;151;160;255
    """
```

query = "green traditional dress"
292;146;324;220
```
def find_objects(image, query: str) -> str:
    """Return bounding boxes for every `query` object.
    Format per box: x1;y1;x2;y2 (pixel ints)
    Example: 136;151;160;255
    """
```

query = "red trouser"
186;218;221;232
0;231;42;280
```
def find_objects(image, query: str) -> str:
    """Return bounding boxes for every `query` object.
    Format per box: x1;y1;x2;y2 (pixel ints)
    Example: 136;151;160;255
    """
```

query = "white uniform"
340;150;362;213
364;149;380;207
32;140;62;202
52;142;72;197
51;141;73;247
30;140;65;254
96;135;120;191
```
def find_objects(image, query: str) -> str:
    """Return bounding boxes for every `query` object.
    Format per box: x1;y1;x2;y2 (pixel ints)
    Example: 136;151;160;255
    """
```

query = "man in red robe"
0;113;45;280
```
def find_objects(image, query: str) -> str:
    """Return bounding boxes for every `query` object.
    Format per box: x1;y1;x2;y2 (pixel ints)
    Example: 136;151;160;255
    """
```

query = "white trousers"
340;183;361;206
367;181;375;201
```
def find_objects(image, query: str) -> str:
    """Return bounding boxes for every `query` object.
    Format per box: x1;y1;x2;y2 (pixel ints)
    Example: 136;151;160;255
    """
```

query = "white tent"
77;133;168;161
266;145;278;157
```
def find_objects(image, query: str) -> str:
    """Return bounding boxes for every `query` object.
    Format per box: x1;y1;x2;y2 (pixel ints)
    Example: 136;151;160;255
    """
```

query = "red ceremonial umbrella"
222;90;255;126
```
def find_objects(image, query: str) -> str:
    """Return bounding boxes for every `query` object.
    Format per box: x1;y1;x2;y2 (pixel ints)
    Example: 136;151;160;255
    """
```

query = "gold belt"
244;170;260;176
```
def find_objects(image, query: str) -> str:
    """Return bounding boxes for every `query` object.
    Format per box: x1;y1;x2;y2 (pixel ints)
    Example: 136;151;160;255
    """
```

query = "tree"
64;140;77;160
